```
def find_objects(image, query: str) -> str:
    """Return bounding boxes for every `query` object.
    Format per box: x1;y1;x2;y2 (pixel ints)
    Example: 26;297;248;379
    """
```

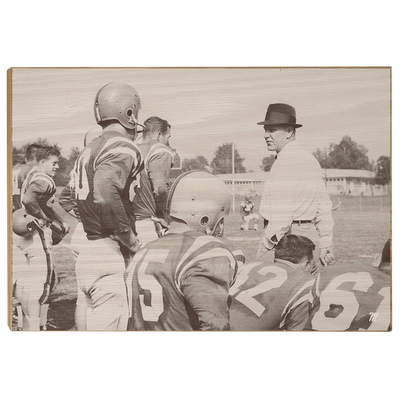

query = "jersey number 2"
231;263;288;317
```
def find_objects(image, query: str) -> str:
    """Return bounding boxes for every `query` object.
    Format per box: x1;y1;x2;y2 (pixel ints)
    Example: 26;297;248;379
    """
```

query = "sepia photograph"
8;67;391;332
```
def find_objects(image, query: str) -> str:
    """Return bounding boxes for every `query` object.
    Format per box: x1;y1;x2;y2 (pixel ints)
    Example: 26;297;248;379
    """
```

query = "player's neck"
275;258;302;269
168;220;190;234
103;123;134;139
141;134;158;144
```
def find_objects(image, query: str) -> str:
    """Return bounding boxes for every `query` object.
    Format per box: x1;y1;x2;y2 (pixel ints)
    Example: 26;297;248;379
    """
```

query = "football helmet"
94;83;141;130
12;209;37;237
167;170;231;236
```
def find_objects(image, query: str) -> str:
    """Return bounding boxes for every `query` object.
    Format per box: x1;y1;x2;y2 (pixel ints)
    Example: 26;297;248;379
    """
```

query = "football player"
132;116;174;245
229;234;316;331
239;195;259;231
13;146;70;331
12;144;43;328
58;125;103;260
12;144;42;211
125;170;245;331
307;239;391;331
70;83;144;331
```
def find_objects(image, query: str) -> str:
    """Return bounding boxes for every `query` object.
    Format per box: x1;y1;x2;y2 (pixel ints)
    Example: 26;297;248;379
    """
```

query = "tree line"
12;135;390;186
261;135;389;184
182;136;390;185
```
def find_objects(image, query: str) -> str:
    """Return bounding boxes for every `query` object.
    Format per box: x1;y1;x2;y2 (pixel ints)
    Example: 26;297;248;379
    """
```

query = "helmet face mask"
212;218;225;238
94;83;141;131
167;170;231;236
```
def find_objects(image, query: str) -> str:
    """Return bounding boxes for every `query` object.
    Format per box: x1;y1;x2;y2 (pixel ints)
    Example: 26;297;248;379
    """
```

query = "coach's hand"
320;247;335;266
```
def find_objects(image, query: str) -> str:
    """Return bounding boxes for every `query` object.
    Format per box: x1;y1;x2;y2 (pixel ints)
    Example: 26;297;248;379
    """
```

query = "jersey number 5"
132;249;169;322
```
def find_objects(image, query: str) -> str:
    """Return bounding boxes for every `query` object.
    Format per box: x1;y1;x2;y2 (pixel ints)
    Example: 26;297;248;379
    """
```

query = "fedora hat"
257;103;302;128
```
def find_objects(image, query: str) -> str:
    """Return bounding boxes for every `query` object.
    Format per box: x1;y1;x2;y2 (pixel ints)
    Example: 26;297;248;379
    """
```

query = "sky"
10;67;390;172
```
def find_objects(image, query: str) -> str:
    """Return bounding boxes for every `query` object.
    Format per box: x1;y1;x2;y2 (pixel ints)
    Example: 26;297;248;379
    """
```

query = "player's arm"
147;151;173;221
22;181;69;234
22;181;54;223
280;276;315;331
12;166;22;211
93;152;141;253
281;300;311;331
58;184;80;219
180;256;235;331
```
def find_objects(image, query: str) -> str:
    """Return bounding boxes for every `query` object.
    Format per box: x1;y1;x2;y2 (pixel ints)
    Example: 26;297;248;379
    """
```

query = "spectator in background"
239;195;259;231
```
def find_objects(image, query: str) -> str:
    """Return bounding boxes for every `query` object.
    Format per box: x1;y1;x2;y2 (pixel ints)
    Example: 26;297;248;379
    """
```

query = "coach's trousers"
75;237;128;331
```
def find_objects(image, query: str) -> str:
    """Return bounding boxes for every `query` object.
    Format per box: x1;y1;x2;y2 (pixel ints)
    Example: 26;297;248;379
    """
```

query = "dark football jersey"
308;265;391;331
126;231;243;331
21;168;57;219
70;131;143;240
12;163;38;211
229;260;315;331
133;141;174;220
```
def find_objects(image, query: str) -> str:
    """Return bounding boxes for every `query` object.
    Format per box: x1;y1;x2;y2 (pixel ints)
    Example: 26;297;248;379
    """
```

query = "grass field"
13;193;391;330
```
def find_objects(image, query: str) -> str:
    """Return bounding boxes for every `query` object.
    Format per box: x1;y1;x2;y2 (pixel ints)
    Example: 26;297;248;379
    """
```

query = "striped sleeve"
144;143;174;172
174;236;238;296
21;172;56;218
173;236;237;331
279;276;315;330
94;136;143;179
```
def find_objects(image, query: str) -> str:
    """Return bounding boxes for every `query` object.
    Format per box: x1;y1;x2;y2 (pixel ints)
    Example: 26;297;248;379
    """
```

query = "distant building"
217;169;389;197
217;172;269;196
322;169;390;196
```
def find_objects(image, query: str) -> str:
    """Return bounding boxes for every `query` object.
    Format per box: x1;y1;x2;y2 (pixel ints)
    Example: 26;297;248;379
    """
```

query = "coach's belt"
292;220;312;224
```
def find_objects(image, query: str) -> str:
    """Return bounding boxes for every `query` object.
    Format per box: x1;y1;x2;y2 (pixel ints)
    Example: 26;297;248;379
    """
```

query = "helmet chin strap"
127;113;145;135
135;123;145;134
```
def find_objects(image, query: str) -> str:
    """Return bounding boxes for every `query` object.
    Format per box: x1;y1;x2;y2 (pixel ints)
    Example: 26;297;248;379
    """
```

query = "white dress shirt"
259;140;334;249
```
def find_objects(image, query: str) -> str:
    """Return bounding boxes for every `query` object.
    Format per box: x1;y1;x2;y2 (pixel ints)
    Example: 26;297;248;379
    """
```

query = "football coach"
255;103;335;272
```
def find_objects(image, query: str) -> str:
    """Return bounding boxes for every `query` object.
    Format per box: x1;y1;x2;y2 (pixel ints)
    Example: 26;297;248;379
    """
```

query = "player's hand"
28;217;46;232
62;222;70;235
111;230;141;257
320;247;335;266
151;216;169;229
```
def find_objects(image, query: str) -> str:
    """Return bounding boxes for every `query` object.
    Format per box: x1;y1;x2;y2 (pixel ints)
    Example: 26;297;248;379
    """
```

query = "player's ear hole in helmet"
167;170;231;237
12;209;36;237
94;82;142;131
